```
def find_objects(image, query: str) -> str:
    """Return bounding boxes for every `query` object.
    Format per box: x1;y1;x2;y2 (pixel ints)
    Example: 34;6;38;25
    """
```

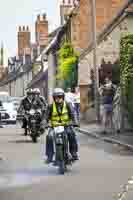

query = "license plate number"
54;126;64;134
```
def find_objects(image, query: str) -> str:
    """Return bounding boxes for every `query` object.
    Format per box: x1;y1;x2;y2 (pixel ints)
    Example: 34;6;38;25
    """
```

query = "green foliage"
127;79;133;127
120;34;133;127
56;42;79;89
32;62;42;75
120;34;133;95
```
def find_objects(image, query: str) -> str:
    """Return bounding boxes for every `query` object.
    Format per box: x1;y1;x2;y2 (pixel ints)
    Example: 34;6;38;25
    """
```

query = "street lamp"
91;0;100;122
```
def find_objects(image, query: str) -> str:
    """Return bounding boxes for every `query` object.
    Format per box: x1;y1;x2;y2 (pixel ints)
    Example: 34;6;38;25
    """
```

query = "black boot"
71;152;79;161
24;127;28;136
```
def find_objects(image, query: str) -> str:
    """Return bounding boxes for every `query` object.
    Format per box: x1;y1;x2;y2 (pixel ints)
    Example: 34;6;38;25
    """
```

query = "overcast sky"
0;0;60;64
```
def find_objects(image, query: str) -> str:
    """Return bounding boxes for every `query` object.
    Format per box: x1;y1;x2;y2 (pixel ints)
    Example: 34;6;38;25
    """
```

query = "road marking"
116;176;133;199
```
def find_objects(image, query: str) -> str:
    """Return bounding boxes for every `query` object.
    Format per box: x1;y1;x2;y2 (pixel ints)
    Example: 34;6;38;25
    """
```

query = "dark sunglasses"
55;96;63;99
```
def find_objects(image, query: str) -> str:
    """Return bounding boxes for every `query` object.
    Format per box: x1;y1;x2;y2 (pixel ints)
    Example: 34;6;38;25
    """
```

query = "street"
0;125;133;199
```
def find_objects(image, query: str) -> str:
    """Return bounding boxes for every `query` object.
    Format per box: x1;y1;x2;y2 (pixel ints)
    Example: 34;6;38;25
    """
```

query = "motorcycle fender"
56;134;63;145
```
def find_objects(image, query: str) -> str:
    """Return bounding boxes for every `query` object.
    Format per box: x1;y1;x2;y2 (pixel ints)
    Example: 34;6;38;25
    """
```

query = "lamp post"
91;0;100;122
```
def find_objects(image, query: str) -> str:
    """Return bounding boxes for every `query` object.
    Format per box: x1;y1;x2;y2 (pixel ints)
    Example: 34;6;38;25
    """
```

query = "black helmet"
26;88;33;95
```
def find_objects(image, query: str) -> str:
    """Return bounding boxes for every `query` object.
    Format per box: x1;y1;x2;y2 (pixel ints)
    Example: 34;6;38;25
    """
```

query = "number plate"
54;126;64;134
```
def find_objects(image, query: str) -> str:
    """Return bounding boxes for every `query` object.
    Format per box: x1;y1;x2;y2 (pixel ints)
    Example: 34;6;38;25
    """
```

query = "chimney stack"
18;25;31;58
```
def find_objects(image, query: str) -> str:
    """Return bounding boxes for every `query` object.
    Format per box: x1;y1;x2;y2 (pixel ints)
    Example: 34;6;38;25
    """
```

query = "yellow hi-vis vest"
51;102;70;127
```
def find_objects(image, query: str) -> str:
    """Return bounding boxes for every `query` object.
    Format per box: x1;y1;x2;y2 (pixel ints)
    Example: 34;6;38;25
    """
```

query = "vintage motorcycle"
46;124;77;175
27;109;42;143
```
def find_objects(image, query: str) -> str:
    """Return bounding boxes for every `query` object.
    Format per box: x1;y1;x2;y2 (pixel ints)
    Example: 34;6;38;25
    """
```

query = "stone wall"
79;14;133;87
79;0;126;50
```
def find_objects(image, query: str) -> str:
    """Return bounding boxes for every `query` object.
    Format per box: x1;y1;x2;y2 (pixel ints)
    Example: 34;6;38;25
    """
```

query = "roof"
80;0;133;60
41;25;66;60
48;27;61;39
27;69;48;88
0;63;32;87
27;61;48;88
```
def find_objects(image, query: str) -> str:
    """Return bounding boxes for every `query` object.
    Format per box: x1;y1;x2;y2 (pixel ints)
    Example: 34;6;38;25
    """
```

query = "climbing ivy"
120;34;133;127
56;42;79;90
120;34;133;95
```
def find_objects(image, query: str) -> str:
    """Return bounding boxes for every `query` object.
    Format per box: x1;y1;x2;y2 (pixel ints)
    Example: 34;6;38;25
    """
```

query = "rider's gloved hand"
73;123;80;127
45;122;51;129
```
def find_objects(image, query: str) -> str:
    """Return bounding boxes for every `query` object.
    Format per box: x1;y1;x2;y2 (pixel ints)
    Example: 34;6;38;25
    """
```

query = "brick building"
78;0;127;114
79;0;126;51
79;0;132;118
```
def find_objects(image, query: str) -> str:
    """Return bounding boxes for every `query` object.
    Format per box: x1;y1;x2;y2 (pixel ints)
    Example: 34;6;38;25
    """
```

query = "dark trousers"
45;126;78;161
22;117;27;128
75;103;80;120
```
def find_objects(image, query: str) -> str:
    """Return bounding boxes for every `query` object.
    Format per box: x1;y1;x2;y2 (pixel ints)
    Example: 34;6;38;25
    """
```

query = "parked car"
11;97;22;111
11;97;23;121
0;93;17;124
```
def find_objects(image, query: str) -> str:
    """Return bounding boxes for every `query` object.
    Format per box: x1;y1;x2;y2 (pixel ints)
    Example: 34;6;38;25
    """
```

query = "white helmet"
53;88;65;98
33;88;40;94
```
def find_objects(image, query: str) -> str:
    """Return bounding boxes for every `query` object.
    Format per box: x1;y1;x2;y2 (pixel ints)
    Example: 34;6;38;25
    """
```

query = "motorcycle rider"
18;88;34;135
32;88;48;133
45;88;79;164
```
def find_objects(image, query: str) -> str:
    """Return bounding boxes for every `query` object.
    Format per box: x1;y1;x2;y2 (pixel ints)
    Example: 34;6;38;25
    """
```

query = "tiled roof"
0;63;32;86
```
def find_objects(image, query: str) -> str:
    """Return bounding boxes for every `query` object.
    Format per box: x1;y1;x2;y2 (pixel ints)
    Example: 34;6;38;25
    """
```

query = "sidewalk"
79;123;133;151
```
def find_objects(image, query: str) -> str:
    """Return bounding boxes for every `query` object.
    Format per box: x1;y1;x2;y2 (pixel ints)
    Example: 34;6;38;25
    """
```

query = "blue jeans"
74;103;80;120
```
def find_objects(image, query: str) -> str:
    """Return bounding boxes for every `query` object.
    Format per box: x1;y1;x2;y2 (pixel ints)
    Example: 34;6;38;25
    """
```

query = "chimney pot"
43;13;46;20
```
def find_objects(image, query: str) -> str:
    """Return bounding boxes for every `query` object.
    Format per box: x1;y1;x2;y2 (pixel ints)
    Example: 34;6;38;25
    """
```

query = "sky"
0;0;60;65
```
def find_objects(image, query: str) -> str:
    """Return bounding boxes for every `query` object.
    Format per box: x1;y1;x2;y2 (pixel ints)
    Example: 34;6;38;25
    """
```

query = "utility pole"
91;0;100;122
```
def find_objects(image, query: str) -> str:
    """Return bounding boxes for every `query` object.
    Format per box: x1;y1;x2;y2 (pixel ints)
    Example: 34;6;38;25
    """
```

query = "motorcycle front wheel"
56;145;66;175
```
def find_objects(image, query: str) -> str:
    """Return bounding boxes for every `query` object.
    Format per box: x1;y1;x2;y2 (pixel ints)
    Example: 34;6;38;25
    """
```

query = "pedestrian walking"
99;78;116;134
65;88;75;109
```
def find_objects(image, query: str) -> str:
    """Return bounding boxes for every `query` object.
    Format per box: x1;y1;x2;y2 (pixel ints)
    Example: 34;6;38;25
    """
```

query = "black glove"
45;122;51;129
73;123;80;127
